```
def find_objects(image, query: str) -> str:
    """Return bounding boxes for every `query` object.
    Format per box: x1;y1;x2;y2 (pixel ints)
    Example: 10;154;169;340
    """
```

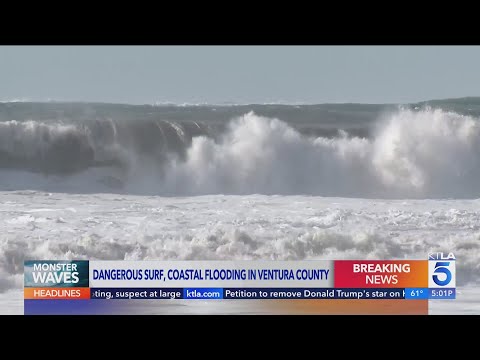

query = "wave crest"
1;108;480;198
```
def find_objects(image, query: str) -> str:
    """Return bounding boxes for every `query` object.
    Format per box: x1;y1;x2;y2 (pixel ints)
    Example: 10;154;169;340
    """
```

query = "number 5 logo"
433;262;452;286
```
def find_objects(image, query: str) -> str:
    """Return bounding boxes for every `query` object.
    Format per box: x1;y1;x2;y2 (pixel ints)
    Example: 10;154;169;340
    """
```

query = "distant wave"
0;98;30;103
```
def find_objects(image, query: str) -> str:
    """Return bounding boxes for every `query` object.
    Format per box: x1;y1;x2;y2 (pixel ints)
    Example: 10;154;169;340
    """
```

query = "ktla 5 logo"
428;253;456;288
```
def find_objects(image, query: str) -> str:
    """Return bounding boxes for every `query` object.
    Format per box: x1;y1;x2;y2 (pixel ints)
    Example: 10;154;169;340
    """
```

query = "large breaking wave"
0;107;479;198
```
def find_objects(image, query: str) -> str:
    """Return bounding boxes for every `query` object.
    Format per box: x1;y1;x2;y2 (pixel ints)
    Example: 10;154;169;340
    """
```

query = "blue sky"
1;46;480;104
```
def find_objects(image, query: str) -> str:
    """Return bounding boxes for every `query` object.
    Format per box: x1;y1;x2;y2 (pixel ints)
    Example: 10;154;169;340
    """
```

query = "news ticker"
24;253;456;301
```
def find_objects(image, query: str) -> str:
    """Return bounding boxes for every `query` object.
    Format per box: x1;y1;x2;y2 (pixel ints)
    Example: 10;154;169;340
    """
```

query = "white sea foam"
156;109;480;198
0;192;479;314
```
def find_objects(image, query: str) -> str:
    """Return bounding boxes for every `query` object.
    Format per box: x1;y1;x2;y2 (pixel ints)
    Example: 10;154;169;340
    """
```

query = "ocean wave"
0;108;479;198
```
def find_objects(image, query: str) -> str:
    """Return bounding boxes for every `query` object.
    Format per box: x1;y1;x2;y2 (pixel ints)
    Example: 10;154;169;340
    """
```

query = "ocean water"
0;99;479;314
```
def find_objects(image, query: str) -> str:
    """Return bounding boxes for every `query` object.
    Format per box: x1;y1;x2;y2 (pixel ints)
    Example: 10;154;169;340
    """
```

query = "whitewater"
0;100;479;314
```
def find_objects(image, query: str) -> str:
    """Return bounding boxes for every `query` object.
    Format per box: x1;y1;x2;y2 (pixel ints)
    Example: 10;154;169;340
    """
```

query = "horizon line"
1;96;479;107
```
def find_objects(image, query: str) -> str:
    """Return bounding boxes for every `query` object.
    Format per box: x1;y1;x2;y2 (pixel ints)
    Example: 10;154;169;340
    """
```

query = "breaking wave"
0;108;479;198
